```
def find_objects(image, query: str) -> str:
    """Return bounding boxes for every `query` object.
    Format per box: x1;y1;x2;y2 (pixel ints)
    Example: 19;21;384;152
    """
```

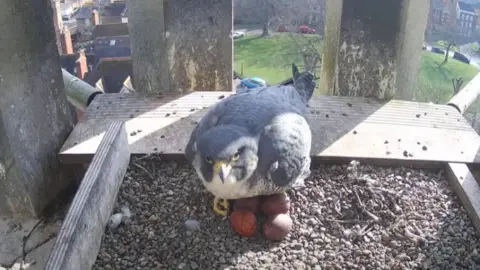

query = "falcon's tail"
292;63;315;104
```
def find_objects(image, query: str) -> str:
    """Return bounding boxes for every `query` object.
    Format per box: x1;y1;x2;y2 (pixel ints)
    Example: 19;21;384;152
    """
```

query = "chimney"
91;10;100;26
75;49;88;79
60;27;73;55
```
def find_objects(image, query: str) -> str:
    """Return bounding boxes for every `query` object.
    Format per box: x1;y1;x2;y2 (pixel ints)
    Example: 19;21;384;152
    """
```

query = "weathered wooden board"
445;163;480;236
59;91;480;165
46;121;130;270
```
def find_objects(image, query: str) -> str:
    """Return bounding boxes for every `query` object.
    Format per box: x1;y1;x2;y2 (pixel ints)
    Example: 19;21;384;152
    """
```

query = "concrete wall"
320;0;429;100
127;0;233;92
0;0;76;217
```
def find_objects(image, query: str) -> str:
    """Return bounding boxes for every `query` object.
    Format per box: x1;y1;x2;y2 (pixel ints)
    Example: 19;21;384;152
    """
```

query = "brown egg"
230;210;257;237
262;213;293;241
233;197;260;213
261;193;291;216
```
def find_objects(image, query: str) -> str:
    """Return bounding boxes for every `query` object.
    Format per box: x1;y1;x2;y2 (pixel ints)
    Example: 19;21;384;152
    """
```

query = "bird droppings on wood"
325;114;329;118
347;103;352;107
384;140;389;144
129;114;134;118
93;157;480;270
422;146;428;151
416;114;421;118
218;95;225;100
190;108;195;112
403;151;409;157
129;131;137;136
342;113;348;117
165;113;171;117
353;130;357;135
161;135;165;139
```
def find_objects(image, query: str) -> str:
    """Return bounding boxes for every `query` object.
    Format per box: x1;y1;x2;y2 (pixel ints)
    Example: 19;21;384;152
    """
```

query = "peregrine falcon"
185;64;315;216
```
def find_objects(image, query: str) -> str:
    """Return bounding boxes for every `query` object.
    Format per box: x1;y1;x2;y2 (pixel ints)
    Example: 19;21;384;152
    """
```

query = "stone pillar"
319;0;429;100
126;0;169;92
127;0;233;92
60;27;74;55
51;0;63;54
0;0;76;217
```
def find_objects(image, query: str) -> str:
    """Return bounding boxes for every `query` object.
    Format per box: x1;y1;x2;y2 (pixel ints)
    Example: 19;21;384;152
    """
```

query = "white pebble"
108;213;124;230
185;219;201;231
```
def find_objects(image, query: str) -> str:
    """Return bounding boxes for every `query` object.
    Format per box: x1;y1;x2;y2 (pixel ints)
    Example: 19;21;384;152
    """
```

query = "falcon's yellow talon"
213;197;229;216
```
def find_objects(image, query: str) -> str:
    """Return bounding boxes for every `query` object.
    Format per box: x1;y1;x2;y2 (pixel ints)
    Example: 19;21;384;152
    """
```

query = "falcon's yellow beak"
213;161;231;183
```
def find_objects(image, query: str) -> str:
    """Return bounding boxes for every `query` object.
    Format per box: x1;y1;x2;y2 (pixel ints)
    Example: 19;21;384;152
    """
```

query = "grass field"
234;34;322;84
234;33;479;104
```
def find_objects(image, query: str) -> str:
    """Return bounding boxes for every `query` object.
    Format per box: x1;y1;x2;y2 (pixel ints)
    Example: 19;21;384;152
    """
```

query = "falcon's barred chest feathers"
185;64;315;216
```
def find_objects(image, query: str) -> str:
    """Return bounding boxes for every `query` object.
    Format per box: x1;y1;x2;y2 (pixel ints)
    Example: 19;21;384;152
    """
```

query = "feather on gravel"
93;157;480;270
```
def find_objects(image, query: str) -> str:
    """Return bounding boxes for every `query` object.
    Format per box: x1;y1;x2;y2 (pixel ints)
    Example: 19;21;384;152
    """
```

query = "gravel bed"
93;156;480;270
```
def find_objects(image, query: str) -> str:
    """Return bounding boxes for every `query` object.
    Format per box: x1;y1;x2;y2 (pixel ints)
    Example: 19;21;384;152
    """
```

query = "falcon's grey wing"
256;112;312;189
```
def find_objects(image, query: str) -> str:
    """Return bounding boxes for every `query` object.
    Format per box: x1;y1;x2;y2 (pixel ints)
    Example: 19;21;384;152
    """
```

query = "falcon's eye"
232;152;240;161
205;157;213;164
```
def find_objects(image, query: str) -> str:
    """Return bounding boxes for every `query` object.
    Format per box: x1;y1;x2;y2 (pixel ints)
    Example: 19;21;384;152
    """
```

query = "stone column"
126;0;170;93
51;0;63;54
0;0;76;217
319;0;429;100
127;0;233;93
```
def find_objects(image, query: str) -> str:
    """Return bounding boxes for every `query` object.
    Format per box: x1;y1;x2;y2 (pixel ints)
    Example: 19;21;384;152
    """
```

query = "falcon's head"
191;125;258;185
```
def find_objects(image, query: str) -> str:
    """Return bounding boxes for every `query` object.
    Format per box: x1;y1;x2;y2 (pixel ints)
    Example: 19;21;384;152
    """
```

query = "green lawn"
234;33;479;104
415;51;478;103
234;34;322;84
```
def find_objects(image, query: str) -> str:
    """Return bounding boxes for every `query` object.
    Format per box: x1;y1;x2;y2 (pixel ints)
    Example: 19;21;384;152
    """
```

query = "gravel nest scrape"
93;156;480;270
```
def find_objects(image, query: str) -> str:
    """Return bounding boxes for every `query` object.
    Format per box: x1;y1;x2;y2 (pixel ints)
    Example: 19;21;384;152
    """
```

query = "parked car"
453;51;471;64
431;47;445;55
231;31;245;39
240;77;267;89
297;25;316;34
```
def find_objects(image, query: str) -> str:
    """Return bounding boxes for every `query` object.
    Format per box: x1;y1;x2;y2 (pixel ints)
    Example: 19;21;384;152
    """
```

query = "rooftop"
72;5;96;20
103;1;126;17
459;1;476;13
91;23;129;39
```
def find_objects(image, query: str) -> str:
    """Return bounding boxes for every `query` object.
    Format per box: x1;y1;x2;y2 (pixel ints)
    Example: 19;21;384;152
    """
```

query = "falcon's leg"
213;197;229;216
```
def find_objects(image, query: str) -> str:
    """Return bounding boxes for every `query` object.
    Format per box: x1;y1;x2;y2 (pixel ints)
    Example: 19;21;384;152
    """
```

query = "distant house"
101;1;126;24
93;35;131;62
428;0;456;32
60;0;86;17
91;23;128;39
84;57;133;93
73;5;96;32
457;1;477;37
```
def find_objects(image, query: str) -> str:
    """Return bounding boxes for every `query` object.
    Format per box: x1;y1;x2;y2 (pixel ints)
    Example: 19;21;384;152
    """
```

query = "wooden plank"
445;163;480;236
45;121;130;270
58;92;480;165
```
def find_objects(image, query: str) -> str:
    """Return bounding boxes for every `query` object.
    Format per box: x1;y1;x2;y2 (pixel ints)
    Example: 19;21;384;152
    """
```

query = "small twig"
353;187;380;222
132;162;154;180
20;218;46;270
